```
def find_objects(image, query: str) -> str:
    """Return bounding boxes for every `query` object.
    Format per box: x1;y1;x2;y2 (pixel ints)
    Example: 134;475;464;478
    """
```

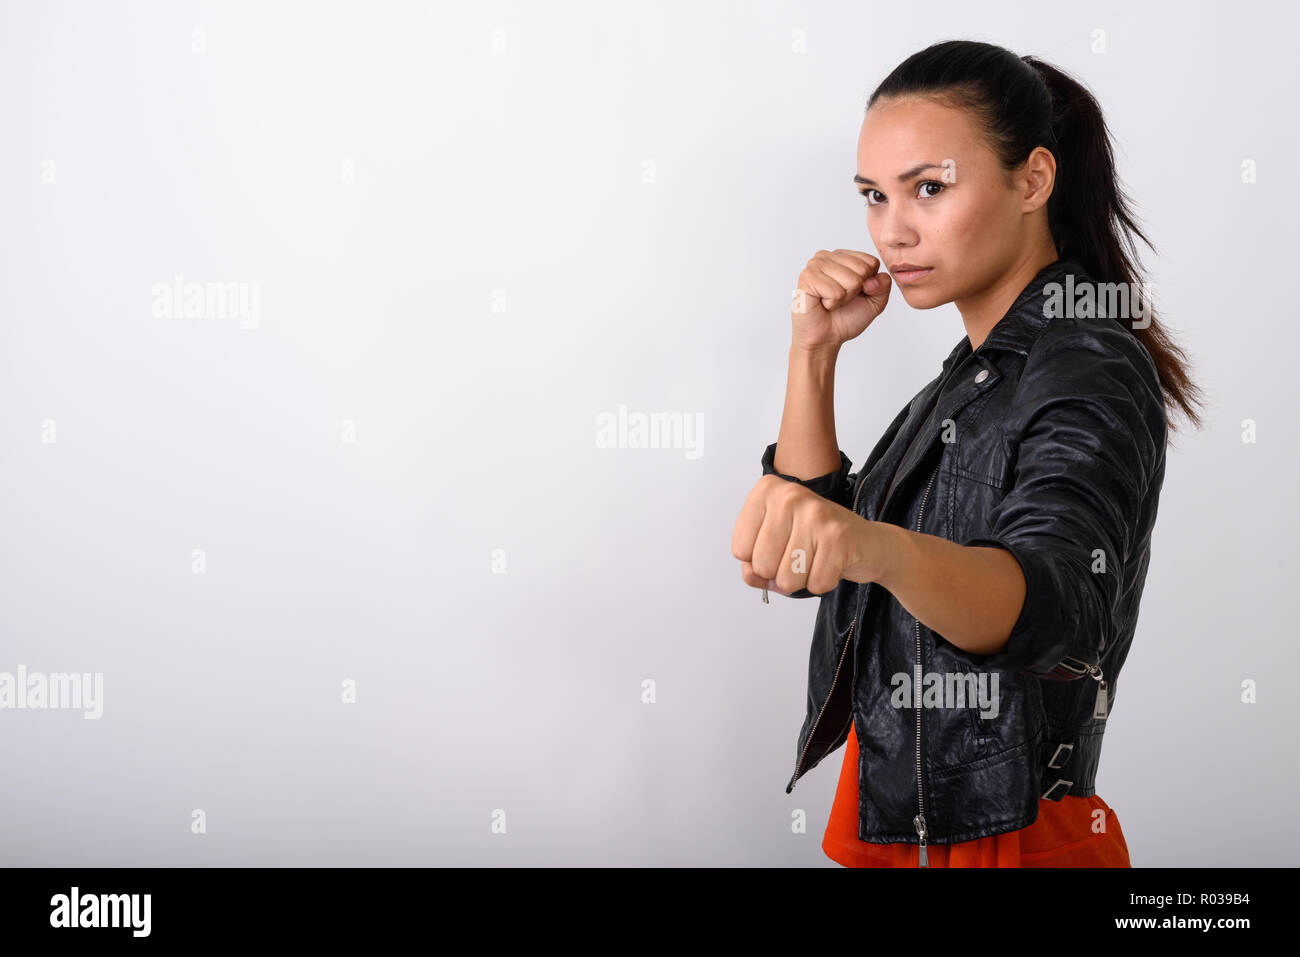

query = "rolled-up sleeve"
760;442;856;511
955;329;1167;680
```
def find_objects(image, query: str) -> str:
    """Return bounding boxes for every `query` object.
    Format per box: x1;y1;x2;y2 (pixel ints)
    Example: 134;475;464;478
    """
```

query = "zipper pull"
1089;665;1108;720
914;813;929;867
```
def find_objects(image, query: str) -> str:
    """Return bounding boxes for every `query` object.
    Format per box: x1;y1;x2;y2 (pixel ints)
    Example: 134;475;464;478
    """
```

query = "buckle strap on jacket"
1038;652;1109;800
1041;741;1074;801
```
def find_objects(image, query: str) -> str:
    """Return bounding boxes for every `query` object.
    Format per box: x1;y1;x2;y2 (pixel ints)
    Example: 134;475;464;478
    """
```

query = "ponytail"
869;41;1207;435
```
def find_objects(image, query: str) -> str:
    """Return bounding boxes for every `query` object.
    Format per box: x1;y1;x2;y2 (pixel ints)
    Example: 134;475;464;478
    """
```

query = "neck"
956;246;1060;351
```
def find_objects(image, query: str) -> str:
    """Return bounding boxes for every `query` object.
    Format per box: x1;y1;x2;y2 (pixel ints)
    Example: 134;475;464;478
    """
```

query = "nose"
874;204;919;252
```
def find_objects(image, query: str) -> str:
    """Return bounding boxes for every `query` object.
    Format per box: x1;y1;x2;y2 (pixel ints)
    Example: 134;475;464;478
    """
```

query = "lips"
890;263;933;285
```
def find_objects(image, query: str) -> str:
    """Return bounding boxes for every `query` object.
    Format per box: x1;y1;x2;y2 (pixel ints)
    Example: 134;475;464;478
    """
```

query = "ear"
1018;146;1056;213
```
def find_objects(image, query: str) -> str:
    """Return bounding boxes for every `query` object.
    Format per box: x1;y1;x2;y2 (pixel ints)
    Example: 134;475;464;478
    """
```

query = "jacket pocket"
969;667;1038;758
942;459;1011;545
931;632;1040;760
925;632;998;762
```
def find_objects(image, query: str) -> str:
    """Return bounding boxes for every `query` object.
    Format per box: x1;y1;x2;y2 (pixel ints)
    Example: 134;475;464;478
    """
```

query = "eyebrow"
854;163;945;190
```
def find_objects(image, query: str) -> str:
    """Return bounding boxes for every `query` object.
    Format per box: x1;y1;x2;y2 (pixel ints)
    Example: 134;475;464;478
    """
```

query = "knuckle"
764;474;792;496
822;513;847;546
808;574;836;596
778;481;807;507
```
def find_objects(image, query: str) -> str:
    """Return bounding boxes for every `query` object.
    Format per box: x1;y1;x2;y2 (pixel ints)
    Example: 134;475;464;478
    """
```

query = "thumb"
862;270;892;300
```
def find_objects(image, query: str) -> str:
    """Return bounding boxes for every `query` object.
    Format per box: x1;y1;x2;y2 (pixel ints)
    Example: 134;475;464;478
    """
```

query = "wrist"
845;518;907;587
790;341;841;368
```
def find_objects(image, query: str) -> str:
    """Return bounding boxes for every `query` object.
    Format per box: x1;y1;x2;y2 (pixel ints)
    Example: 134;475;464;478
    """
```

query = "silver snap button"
974;369;989;383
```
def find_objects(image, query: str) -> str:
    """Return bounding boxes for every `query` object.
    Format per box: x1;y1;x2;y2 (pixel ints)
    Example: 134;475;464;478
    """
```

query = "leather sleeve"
759;442;856;510
957;327;1167;680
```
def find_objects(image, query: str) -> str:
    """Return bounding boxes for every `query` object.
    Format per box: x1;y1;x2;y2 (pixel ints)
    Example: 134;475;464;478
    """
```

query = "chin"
898;288;946;310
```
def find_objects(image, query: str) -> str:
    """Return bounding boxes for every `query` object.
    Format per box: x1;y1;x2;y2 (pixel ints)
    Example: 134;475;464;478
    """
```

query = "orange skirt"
822;721;1131;867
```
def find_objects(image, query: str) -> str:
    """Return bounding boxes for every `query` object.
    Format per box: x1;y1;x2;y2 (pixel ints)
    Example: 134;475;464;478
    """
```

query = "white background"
1;0;1295;865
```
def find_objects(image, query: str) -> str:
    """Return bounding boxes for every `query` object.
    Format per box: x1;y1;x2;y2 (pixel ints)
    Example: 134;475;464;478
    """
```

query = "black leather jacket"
760;257;1167;858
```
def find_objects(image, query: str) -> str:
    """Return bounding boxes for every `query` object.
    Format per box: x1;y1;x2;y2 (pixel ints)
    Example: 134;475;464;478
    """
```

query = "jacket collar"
940;255;1088;371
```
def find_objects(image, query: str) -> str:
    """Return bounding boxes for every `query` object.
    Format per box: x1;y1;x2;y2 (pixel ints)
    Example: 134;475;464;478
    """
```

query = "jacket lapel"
861;354;1004;523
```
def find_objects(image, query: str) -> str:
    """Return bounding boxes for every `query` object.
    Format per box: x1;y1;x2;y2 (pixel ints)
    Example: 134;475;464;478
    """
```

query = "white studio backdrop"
0;0;1295;866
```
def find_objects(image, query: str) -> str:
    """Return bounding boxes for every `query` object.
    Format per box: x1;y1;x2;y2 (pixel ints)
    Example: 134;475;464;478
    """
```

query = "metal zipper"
785;468;874;795
1088;663;1108;719
911;461;941;867
786;617;855;795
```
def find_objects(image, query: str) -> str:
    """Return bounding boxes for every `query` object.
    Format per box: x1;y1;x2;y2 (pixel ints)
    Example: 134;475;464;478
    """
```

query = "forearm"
773;343;843;479
869;522;1026;657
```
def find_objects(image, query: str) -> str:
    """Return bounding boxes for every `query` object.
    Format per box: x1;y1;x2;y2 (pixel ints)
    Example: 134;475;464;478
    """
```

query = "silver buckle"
1053;656;1092;677
1047;743;1073;769
1041;779;1073;801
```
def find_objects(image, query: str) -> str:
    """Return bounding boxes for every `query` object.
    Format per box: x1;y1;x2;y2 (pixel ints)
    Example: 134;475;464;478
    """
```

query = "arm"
739;249;893;597
750;346;857;599
760;344;856;514
759;249;893;512
869;527;1026;656
772;343;846;483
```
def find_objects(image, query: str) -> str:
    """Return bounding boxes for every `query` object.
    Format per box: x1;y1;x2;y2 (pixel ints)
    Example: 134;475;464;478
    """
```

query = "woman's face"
855;95;1043;310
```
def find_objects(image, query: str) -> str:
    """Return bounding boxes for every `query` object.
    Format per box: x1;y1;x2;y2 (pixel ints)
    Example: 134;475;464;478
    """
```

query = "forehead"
856;96;988;171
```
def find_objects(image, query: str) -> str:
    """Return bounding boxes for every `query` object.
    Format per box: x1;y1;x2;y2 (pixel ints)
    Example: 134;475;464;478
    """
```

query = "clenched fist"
791;249;892;352
731;475;886;597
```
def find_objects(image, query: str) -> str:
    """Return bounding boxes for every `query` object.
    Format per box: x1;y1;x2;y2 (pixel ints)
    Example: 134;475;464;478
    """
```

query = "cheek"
945;195;992;241
929;194;1013;278
918;197;984;256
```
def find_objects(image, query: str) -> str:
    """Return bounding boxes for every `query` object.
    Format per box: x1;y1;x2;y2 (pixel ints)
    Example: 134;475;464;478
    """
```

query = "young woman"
731;40;1205;867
